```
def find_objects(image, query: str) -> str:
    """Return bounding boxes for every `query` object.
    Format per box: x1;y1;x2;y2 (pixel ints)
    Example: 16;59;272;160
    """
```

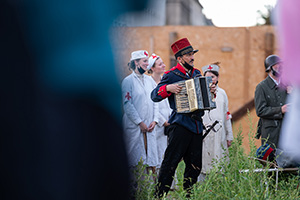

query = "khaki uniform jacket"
254;76;288;149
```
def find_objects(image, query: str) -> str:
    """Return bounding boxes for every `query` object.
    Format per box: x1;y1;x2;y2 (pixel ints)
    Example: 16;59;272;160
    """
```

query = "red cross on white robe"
125;92;131;100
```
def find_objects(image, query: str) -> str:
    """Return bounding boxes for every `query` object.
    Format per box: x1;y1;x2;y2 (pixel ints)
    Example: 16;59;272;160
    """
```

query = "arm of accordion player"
151;84;170;102
151;73;174;102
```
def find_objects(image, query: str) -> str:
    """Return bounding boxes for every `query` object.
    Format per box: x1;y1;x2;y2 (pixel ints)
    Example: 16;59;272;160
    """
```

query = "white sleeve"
151;79;160;124
153;102;159;124
225;118;234;141
224;91;234;141
156;103;167;127
122;77;142;125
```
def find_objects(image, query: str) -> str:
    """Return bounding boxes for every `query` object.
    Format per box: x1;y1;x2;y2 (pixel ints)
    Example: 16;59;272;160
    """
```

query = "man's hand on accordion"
166;84;182;94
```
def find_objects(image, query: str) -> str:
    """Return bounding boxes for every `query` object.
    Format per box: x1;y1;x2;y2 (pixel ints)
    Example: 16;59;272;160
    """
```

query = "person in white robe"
198;62;234;182
122;50;159;172
147;53;172;171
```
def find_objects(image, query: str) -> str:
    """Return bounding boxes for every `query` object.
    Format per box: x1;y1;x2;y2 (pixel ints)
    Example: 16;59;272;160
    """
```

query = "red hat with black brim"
171;38;198;58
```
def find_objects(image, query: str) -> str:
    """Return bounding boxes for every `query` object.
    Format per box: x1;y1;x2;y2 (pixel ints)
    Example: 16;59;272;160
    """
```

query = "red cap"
171;38;198;58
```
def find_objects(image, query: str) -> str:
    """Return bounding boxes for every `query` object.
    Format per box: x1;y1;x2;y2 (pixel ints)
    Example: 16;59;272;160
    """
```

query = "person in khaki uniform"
254;55;289;150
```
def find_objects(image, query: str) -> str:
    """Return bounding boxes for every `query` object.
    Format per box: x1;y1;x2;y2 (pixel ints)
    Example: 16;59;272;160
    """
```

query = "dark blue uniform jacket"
151;63;204;134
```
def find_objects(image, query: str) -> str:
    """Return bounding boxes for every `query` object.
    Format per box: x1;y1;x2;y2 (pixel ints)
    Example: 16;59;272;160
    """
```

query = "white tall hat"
130;50;149;61
147;53;160;70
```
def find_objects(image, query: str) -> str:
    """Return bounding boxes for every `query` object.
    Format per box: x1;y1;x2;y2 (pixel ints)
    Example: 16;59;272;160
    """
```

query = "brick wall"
111;25;279;152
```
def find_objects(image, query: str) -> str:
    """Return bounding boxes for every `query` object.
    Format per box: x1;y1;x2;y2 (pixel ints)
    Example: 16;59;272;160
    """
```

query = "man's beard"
182;59;194;71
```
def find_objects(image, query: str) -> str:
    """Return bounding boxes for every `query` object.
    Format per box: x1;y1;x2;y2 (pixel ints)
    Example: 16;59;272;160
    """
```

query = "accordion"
174;76;216;113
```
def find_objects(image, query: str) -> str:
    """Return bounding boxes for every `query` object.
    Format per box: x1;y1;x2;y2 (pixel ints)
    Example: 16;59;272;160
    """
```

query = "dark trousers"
155;123;203;197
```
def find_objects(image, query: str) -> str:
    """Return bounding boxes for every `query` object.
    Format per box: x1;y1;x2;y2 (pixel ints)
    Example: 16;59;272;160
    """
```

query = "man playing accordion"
151;38;216;198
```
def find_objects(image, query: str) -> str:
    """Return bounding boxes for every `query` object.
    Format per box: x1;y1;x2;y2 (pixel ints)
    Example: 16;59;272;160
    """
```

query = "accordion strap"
170;70;202;80
170;70;189;80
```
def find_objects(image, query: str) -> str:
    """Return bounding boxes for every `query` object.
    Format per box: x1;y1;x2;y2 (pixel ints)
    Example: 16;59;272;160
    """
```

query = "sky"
199;0;278;27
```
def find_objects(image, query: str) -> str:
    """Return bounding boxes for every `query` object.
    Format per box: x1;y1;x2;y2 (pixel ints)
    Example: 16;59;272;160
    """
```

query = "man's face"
179;52;195;66
272;63;282;73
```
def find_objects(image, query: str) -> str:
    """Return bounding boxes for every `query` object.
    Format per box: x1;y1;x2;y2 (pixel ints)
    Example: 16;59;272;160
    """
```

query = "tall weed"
133;114;299;199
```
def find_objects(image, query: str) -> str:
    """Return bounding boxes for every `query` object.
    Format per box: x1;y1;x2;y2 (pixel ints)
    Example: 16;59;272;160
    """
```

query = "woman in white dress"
198;62;234;181
147;53;172;172
122;50;159;173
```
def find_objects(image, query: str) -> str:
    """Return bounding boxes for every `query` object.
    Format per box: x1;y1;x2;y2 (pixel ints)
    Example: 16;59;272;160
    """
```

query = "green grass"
132;114;300;199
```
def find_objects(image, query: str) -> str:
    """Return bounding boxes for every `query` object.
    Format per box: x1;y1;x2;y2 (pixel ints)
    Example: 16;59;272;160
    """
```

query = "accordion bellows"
175;76;216;113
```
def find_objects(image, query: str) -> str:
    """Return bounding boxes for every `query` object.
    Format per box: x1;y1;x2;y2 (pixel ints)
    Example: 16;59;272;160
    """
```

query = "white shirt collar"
269;75;280;86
